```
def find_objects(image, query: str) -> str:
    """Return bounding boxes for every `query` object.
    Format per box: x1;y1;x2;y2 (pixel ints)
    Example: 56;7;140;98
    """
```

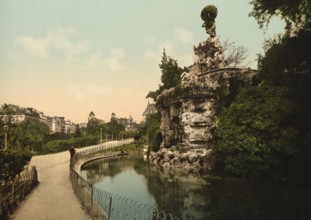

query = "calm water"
80;155;311;220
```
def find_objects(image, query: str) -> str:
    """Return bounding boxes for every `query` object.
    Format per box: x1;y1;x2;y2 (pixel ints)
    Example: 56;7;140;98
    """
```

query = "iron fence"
70;139;179;220
0;166;38;219
71;139;133;167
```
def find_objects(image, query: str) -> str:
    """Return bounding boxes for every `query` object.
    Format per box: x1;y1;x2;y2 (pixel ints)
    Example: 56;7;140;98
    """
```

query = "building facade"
110;113;136;130
142;101;158;122
1;109;77;134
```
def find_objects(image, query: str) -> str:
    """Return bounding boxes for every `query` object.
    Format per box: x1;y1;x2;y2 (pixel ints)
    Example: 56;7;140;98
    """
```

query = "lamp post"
100;128;102;144
3;125;8;150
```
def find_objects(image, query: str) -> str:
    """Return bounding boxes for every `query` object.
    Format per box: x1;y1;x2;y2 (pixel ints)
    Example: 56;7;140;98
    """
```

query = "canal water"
80;155;311;220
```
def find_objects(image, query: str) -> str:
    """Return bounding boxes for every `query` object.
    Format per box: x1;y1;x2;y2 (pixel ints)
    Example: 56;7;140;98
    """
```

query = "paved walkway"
12;150;90;220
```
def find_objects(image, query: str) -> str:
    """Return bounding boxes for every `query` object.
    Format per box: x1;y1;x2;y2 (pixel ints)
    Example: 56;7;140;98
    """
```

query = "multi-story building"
142;101;158;122
1;107;77;134
110;113;136;130
117;116;134;130
65;120;77;134
0;114;27;123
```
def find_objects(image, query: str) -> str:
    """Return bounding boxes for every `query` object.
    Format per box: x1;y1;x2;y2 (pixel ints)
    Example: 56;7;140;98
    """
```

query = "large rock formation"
149;5;256;171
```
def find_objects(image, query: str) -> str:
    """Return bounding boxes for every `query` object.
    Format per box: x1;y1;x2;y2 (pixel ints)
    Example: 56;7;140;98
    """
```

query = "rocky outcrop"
150;5;257;171
153;70;256;171
149;148;215;172
157;67;256;150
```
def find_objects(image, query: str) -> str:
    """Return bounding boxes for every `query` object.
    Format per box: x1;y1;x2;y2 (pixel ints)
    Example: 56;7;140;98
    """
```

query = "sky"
0;0;285;124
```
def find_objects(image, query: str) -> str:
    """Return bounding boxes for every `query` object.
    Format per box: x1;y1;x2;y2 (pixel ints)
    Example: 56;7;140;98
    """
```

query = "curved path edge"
12;140;133;220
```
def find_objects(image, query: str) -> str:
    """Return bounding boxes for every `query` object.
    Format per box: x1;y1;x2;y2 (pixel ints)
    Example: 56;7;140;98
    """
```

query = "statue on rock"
198;5;225;72
201;5;218;38
181;5;224;84
154;5;257;172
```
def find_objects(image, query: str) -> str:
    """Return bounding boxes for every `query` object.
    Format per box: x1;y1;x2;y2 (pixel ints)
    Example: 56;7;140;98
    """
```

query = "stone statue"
180;4;224;79
201;5;218;38
152;4;257;172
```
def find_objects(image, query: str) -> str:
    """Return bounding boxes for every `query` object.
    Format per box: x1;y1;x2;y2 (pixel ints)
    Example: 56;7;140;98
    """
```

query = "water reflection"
81;156;156;208
81;155;311;220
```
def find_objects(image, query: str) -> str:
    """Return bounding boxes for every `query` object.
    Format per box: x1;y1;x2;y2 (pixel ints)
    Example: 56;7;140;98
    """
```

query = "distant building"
117;116;135;130
1;108;77;134
0;114;27;123
79;123;87;128
110;112;117;123
65;120;77;134
88;111;105;124
51;117;65;133
110;113;137;130
142;101;157;121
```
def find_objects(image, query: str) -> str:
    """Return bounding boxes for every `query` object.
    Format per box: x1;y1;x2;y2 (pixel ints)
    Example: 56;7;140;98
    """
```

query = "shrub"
0;149;32;184
214;84;300;179
145;113;162;152
44;136;98;154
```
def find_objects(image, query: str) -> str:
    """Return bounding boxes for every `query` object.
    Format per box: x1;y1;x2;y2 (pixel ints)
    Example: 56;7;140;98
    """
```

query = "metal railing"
0;166;38;219
70;139;133;167
70;139;179;220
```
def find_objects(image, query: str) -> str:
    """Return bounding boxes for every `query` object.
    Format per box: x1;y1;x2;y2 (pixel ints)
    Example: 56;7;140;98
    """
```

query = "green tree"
74;125;82;137
146;49;185;102
215;85;300;179
145;50;185;150
0;104;50;151
0;104;23;148
103;121;125;140
249;0;311;33
250;0;311;174
159;49;183;91
87;111;100;135
19;119;50;152
258;31;311;85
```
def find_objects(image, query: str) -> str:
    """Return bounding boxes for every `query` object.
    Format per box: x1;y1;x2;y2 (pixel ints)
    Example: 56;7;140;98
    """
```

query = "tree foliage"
0;104;50;151
145;113;162;152
19;119;50;152
215;85;299;179
87;111;100;135
253;0;311;165
146;49;185;102
102;122;125;140
249;0;311;33
258;31;311;84
212;0;311;180
145;50;184;150
0;148;32;184
119;130;137;139
44;136;98;153
159;49;184;91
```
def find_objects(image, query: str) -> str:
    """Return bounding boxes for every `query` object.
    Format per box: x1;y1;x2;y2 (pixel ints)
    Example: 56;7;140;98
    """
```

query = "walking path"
12;140;132;220
12;149;90;220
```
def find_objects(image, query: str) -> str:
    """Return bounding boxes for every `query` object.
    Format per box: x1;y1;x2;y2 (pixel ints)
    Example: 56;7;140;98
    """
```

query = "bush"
43;136;98;154
214;84;300;179
0;149;32;184
119;130;137;139
145;114;162;152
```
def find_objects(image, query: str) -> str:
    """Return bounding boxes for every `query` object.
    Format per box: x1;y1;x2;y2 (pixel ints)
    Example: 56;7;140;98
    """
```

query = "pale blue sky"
0;0;285;123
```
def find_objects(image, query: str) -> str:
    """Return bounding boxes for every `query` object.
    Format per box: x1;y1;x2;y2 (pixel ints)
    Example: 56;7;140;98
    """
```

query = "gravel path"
12;150;90;220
